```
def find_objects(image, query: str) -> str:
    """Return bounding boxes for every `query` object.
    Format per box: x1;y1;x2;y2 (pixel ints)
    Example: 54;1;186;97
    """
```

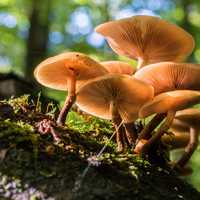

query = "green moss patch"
0;95;199;200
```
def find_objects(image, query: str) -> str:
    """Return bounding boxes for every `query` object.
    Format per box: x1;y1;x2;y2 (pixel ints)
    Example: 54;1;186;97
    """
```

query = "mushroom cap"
34;52;108;91
101;61;135;75
134;62;200;95
161;131;189;149
76;74;154;123
170;119;190;133
96;15;194;64
175;108;200;127
139;90;200;118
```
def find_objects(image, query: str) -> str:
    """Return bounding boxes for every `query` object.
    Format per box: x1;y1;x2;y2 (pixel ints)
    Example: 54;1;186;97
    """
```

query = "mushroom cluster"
34;15;200;172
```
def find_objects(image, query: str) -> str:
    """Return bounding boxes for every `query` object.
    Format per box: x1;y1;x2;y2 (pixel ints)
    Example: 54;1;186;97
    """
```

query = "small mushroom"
162;119;190;149
96;15;194;69
158;119;192;175
134;62;200;95
76;74;154;151
134;62;200;144
161;132;190;150
174;108;200;167
101;61;135;75
34;52;108;126
171;119;190;133
135;90;200;155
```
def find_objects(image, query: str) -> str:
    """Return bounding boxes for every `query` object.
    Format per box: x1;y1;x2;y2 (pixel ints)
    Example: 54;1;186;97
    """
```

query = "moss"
0;95;199;200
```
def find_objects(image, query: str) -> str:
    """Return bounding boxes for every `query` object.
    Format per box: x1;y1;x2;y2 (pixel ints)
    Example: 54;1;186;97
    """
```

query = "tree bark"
25;0;51;80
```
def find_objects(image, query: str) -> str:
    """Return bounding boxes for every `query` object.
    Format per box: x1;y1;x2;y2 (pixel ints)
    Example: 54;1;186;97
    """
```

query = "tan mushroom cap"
175;108;200;127
34;52;108;91
139;90;200;118
101;61;135;75
166;119;190;149
170;119;190;133
162;114;194;150
134;62;200;95
162;131;189;149
76;74;154;123
95;15;194;64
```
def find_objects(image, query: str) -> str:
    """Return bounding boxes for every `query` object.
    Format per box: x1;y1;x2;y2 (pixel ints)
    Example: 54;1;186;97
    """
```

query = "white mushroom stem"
176;126;199;167
140;110;176;154
110;101;125;152
57;71;76;126
136;57;147;70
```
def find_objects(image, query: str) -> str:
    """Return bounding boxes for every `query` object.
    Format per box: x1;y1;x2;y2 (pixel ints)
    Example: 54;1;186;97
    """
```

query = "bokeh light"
0;12;17;28
86;32;105;47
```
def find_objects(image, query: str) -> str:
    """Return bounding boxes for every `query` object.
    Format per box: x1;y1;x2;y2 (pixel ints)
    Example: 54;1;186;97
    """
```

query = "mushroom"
162;126;193;176
161;119;190;149
162;130;190;150
171;119;190;133
162;131;189;150
134;62;200;141
34;52;108;126
135;90;200;155
96;15;194;69
134;62;200;95
76;74;154;151
173;108;200;167
101;61;135;75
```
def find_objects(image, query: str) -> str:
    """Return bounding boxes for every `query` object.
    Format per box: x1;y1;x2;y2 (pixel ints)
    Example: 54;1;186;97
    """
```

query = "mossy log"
0;96;199;200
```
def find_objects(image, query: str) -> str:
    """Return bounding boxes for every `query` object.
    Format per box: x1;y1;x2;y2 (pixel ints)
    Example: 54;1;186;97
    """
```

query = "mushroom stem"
176;127;199;167
136;57;147;70
124;122;137;146
140;110;176;155
110;101;125;152
57;73;76;126
136;113;166;142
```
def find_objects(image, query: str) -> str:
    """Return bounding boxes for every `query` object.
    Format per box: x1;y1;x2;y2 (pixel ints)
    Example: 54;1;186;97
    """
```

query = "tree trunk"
25;0;51;80
180;0;196;62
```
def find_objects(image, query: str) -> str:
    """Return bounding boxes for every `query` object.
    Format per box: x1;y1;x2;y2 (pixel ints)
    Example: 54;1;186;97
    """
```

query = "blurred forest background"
0;0;200;191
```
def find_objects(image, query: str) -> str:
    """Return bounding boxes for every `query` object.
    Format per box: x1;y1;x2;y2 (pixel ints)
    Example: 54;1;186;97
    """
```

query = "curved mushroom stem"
110;101;125;152
175;127;199;168
57;72;76;126
136;57;147;70
124;122;137;146
136;113;166;143
140;110;176;155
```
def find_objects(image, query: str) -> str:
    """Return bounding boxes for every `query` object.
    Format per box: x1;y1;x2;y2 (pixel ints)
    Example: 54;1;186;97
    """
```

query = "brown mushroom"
135;90;200;154
173;108;200;167
34;52;108;126
76;74;154;151
162;119;190;149
134;62;200;142
134;62;200;95
101;61;135;75
136;119;190;153
171;119;190;133
96;15;194;69
161;131;189;150
160;117;192;175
